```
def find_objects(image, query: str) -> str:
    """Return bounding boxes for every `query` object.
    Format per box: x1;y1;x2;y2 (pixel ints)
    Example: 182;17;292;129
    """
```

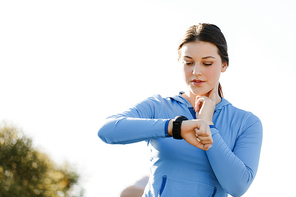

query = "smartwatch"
172;116;188;139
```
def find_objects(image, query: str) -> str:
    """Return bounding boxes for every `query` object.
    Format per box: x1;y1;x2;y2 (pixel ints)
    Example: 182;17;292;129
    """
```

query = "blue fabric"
98;94;263;197
164;119;171;137
209;125;216;129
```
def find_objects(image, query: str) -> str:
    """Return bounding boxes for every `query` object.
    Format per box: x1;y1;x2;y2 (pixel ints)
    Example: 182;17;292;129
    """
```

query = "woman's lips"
191;79;205;86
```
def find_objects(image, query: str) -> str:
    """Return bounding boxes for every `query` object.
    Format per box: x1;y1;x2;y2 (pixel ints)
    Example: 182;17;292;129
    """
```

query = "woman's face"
179;41;227;97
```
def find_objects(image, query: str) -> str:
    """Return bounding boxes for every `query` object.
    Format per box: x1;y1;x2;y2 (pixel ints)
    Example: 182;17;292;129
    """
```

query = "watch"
172;116;188;140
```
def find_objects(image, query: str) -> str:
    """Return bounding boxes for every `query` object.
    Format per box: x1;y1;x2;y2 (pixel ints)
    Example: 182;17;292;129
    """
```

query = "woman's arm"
206;115;263;197
99;117;170;144
193;86;263;196
98;95;170;144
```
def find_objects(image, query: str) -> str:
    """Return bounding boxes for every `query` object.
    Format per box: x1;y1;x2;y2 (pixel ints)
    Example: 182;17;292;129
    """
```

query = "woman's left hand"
195;84;220;125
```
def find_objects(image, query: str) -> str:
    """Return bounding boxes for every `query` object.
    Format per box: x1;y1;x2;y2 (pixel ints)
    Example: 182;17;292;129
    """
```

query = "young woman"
98;24;263;197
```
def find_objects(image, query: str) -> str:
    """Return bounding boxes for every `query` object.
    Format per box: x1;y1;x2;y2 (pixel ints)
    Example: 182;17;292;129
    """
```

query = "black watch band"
172;116;188;140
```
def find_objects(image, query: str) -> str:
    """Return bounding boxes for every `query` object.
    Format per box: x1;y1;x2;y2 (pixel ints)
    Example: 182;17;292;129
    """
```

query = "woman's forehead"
180;41;219;58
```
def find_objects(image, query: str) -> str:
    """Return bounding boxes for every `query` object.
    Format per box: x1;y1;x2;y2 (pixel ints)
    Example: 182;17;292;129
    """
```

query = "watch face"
174;122;180;126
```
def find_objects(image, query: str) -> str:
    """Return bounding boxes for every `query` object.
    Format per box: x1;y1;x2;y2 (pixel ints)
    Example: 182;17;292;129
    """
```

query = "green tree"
0;123;84;197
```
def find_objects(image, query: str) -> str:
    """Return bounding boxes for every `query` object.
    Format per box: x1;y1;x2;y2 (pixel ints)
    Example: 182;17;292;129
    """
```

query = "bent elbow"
226;179;253;197
226;165;256;196
228;185;248;197
98;118;117;144
98;127;109;144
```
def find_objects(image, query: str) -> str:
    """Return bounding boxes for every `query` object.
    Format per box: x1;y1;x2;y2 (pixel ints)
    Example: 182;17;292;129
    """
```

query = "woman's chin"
189;89;209;97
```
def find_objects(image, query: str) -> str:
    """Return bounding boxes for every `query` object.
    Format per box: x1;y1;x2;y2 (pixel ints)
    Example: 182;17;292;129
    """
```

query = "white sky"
1;0;296;196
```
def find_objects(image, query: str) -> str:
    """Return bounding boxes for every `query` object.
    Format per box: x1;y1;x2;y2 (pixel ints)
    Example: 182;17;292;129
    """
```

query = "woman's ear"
221;62;228;73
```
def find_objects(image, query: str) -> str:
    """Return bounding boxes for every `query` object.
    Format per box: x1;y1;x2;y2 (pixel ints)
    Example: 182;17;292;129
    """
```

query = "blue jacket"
98;94;263;197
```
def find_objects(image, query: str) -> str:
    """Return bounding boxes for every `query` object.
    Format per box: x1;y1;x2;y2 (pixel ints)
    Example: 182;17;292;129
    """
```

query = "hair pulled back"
178;23;229;97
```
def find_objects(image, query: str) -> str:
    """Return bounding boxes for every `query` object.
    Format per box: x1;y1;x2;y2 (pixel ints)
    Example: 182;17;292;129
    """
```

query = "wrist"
168;120;173;137
196;118;213;126
172;116;188;139
206;121;214;126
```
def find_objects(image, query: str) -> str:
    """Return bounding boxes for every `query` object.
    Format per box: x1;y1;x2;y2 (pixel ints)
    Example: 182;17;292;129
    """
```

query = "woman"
98;24;262;197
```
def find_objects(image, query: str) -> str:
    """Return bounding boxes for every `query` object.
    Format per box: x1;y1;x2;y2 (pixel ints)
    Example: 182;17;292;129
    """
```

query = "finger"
184;131;212;151
195;126;208;137
194;96;200;112
195;95;200;103
203;143;213;151
184;134;203;148
195;142;212;151
197;136;213;144
195;134;202;143
195;97;204;112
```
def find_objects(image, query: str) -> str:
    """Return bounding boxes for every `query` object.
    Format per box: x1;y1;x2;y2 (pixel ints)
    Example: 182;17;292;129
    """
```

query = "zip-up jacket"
98;94;263;197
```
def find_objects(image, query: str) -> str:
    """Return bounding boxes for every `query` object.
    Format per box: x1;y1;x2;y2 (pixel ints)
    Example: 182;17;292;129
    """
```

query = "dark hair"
178;23;229;97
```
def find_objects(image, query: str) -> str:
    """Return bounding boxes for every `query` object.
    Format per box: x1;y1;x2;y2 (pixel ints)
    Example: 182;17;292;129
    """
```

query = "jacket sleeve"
98;95;170;144
206;113;263;197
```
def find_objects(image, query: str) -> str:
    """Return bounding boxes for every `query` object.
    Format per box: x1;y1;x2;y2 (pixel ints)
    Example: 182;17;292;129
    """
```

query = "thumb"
195;96;204;112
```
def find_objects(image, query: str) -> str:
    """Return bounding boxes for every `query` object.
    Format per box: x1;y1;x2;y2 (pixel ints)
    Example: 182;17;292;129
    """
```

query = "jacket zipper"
158;175;167;197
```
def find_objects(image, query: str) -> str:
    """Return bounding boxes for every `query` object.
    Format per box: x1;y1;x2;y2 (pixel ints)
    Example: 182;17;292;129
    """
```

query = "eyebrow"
183;55;216;59
202;56;216;59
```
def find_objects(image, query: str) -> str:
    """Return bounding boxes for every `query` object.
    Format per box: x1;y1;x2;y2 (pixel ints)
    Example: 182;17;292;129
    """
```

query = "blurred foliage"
0;122;84;197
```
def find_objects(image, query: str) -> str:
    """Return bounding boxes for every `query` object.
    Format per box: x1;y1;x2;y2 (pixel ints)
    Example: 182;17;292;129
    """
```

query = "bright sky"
1;0;296;196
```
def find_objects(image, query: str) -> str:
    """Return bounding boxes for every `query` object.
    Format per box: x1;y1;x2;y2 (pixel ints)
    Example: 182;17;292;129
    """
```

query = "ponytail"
218;83;223;97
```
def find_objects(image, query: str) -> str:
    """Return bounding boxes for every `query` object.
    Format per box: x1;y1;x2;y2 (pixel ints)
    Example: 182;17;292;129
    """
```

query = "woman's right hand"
168;119;213;151
195;83;220;125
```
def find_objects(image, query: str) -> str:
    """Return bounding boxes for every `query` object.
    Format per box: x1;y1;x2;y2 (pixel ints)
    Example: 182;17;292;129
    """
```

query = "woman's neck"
181;92;196;107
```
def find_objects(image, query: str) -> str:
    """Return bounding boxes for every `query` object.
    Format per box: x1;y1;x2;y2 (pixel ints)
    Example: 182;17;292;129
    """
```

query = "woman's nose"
192;63;202;76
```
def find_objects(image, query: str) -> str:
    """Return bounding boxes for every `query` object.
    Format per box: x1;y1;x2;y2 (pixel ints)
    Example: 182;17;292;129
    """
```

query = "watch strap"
172;116;188;140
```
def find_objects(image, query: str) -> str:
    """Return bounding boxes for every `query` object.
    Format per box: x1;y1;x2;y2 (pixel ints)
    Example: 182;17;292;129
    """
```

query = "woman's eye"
203;62;213;66
185;62;193;65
